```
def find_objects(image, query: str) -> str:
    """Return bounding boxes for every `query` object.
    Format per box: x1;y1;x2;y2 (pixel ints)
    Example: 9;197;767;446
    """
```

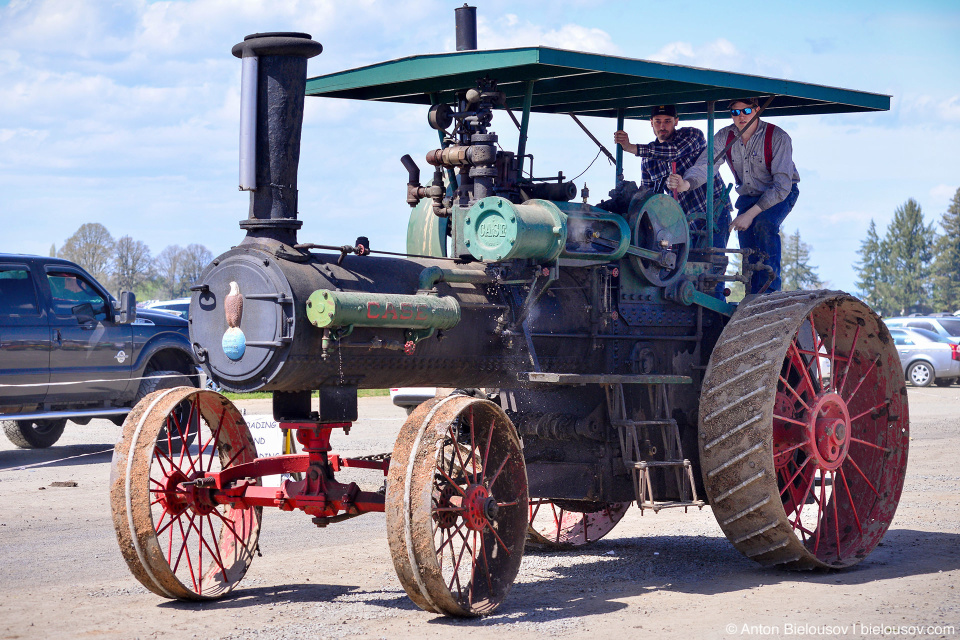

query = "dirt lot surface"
1;388;958;640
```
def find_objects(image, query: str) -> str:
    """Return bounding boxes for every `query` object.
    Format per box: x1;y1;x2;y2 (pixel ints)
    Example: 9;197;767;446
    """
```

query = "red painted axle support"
194;422;388;523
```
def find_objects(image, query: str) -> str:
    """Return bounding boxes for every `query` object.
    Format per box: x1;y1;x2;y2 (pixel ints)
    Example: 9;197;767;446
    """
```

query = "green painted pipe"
306;290;461;330
418;266;493;291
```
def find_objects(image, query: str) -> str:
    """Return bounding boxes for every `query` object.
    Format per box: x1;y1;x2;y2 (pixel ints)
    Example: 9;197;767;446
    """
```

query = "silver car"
889;327;960;387
885;316;960;345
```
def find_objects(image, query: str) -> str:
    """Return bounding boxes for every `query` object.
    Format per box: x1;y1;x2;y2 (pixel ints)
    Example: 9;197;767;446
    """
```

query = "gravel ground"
0;388;958;640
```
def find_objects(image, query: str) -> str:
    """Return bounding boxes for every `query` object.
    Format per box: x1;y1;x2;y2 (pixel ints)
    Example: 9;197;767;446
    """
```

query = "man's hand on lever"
666;173;690;193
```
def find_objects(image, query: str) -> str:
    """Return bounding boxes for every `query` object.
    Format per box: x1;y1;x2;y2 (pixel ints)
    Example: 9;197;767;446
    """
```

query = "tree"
854;219;891;314
178;244;213;294
114;236;153;295
155;243;212;298
155;245;184;299
726;251;745;302
49;243;56;257
780;229;823;291
884;199;935;315
58;223;115;285
931;187;960;312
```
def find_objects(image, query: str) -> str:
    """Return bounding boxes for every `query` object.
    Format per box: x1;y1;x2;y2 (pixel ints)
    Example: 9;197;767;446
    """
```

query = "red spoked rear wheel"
700;291;908;568
110;387;261;599
527;499;630;549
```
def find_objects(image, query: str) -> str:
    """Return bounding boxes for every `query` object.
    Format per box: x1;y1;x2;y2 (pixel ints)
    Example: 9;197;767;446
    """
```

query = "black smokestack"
455;5;477;51
232;32;322;246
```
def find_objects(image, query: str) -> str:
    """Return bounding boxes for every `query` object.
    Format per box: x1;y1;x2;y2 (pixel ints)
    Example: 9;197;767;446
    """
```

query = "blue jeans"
736;184;799;294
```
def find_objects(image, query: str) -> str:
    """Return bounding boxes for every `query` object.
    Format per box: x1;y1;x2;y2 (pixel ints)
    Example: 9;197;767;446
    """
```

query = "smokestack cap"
455;5;477;51
232;32;322;59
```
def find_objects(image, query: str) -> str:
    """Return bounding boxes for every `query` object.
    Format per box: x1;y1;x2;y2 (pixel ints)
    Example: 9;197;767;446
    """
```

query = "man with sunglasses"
614;105;732;249
668;98;800;295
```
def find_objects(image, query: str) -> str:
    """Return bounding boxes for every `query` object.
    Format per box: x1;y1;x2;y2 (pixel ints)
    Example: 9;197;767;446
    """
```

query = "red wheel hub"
158;469;190;516
462;484;496;531
805;392;851;471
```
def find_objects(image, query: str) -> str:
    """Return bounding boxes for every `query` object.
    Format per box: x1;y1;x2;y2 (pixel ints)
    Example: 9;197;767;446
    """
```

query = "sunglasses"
730;107;755;116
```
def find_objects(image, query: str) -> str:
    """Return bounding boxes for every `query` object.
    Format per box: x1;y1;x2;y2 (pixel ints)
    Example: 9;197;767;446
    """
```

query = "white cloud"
897;94;960;123
648;38;791;78
931;184;958;201
472;15;618;54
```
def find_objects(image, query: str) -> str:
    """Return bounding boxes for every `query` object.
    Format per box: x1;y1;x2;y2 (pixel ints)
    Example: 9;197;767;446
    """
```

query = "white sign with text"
244;414;295;487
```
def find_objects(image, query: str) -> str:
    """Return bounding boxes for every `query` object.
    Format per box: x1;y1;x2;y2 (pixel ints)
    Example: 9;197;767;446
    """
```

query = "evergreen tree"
780;229;823;291
49;243;56;257
854;219;890;314
931;187;960;312
883;199;935;315
726;251;745;302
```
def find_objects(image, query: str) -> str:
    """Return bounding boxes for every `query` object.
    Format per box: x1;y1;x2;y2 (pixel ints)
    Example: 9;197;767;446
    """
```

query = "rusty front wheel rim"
386;395;528;617
111;388;261;599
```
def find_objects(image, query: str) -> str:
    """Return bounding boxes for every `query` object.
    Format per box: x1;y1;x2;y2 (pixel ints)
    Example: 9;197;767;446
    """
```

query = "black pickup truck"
0;254;199;448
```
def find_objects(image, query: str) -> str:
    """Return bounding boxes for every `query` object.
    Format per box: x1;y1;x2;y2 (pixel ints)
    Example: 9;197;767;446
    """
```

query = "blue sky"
1;0;958;294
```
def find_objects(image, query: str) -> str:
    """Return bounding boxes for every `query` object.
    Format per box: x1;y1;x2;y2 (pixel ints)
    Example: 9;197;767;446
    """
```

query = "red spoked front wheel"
387;395;528;616
110;387;261;599
700;290;909;569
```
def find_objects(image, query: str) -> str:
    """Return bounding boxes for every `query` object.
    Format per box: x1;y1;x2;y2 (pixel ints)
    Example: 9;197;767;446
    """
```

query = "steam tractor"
110;10;908;617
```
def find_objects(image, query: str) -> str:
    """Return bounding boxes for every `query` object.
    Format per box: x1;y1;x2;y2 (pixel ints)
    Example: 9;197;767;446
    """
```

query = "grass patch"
220;389;389;401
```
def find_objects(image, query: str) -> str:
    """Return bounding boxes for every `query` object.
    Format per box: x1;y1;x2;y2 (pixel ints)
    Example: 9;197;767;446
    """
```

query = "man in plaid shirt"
614;105;732;249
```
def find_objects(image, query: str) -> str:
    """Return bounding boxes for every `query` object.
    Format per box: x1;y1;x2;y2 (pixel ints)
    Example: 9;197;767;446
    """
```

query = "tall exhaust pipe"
232;32;322;246
455;4;477;51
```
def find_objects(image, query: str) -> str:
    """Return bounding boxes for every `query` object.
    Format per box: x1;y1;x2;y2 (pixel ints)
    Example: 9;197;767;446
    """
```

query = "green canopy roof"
305;47;889;120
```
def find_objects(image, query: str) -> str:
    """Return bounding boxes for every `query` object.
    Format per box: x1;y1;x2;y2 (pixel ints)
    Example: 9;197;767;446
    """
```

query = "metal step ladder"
605;383;704;513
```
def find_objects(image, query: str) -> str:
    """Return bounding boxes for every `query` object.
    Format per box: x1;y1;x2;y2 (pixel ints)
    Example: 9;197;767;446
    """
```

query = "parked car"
144;297;191;320
885;315;960;345
888;327;960;387
390;387;437;414
0;255;200;448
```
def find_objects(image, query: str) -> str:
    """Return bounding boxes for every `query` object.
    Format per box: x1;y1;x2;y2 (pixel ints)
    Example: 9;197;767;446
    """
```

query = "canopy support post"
615;108;625;186
706;100;716;249
517;81;535;177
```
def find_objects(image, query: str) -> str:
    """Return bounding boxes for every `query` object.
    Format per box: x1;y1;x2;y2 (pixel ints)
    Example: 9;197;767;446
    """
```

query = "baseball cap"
727;97;759;109
651;104;677;118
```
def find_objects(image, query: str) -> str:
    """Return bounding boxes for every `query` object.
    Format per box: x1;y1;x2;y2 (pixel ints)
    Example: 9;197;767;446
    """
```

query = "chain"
337;335;344;385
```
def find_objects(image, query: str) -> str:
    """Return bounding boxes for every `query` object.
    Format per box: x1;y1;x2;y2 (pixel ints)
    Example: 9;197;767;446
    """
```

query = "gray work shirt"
684;121;800;212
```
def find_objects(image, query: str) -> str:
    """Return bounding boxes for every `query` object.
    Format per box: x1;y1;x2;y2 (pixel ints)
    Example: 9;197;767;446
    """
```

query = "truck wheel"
2;418;67;449
906;361;934;387
700;290;909;569
135;370;196;451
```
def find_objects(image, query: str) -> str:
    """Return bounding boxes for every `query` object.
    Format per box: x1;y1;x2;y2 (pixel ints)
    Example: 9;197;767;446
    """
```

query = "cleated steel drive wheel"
110;387;262;599
699;290;908;569
527;499;630;549
386;394;528;617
